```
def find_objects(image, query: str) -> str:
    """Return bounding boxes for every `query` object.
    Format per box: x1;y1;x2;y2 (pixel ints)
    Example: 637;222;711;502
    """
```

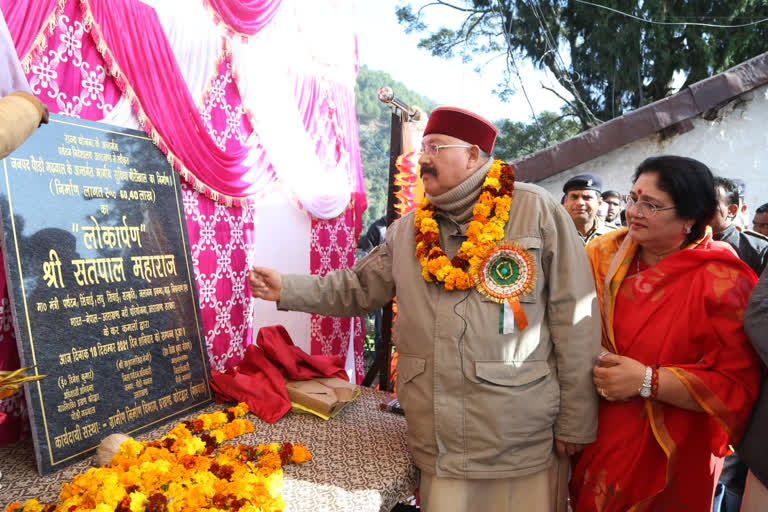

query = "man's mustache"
420;166;437;178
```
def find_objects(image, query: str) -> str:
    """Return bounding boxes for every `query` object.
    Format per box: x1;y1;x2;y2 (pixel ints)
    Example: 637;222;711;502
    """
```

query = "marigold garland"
415;159;515;290
5;403;312;512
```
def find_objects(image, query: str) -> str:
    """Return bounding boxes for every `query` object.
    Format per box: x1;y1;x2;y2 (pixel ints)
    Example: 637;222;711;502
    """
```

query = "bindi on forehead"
637;188;643;194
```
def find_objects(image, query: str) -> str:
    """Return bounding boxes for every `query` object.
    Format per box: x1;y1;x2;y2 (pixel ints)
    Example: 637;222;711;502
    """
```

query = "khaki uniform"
579;217;616;246
280;172;600;486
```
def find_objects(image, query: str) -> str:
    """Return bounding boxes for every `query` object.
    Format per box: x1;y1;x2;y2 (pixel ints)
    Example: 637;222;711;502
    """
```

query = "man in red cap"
250;106;600;511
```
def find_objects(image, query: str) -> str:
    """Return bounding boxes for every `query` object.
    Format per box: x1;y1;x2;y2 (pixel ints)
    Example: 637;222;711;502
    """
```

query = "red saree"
570;228;761;511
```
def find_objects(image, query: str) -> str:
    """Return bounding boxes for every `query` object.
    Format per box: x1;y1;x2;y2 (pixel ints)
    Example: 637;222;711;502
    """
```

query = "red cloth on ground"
210;325;349;423
257;325;348;381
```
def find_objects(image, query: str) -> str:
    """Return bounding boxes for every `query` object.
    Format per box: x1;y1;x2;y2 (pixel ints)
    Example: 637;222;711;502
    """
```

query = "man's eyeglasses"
624;196;675;217
418;144;471;156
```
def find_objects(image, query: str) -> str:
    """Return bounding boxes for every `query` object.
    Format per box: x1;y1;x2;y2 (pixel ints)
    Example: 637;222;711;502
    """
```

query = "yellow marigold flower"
466;221;482;239
458;241;476;255
488;219;507;234
233;402;249;416
176;485;207;511
119;438;144;459
193;471;218;493
443;272;457;290
481;225;505;242
178;436;206;455
420;217;439;234
414;208;430;224
129;492;147;512
474;202;492;218
15;500;42;512
427;257;446;275
435;265;452;281
211;430;226;444
483;177;500;190
168;423;191;439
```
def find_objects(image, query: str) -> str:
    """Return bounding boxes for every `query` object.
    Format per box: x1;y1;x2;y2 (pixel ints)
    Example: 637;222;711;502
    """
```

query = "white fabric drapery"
126;0;353;219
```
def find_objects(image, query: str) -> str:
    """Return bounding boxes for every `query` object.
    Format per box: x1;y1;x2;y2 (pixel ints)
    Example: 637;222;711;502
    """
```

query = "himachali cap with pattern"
423;106;499;154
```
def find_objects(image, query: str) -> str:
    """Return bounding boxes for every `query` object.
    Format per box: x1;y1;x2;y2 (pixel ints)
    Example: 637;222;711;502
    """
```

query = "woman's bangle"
650;366;660;399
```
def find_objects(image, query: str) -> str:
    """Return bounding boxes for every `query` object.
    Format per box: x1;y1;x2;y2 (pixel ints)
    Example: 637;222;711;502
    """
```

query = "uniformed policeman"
712;177;768;276
562;173;616;245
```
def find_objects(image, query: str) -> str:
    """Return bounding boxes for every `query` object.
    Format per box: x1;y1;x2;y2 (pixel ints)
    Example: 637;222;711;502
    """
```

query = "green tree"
397;1;768;129
493;110;580;161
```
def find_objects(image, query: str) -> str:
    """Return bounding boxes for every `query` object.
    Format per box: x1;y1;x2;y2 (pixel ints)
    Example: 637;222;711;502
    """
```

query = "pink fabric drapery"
21;0;121;118
203;0;282;38
83;0;259;205
295;75;366;234
296;76;366;380
2;0;259;205
0;0;61;68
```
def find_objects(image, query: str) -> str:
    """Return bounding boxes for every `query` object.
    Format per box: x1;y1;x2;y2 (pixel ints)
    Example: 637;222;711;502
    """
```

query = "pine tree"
397;0;768;129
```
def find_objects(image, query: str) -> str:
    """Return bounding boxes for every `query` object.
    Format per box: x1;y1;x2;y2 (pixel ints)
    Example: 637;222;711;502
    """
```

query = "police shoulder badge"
473;242;537;330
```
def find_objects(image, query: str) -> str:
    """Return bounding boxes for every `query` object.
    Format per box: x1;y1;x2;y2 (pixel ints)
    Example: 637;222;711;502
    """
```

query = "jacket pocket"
475;360;550;386
398;354;426;384
396;354;432;456
464;360;559;471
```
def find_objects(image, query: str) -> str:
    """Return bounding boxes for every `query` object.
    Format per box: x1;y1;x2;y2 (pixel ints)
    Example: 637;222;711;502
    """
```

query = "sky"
355;0;570;123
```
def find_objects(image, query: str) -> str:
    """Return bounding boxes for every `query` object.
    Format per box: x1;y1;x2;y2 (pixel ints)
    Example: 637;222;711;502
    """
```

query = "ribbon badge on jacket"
473;242;537;331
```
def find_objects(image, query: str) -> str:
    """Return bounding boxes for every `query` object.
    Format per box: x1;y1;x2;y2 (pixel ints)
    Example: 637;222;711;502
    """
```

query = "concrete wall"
534;84;768;224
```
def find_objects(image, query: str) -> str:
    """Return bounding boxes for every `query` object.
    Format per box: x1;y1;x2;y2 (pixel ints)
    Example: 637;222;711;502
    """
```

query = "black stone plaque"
0;114;213;474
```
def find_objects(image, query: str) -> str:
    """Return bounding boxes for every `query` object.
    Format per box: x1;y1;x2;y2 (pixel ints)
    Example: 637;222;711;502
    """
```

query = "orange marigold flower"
290;444;312;464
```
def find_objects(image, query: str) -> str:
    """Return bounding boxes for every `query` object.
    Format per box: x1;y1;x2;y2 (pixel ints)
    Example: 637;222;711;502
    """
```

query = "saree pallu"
570;229;761;511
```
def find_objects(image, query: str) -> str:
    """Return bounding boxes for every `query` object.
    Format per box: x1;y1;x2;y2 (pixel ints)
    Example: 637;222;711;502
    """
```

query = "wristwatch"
639;366;653;398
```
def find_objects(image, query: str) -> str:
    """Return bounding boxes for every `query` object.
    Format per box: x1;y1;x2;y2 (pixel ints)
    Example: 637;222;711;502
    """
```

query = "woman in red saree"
570;156;762;511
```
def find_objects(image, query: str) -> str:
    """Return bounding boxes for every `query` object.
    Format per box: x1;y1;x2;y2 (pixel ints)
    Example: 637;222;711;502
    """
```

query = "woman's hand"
592;353;647;401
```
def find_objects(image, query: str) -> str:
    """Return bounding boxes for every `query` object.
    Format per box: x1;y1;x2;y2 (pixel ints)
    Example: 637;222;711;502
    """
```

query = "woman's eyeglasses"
624;196;676;217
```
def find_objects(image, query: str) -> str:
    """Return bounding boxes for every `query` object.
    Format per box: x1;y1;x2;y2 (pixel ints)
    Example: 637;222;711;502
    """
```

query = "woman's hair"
633;156;716;245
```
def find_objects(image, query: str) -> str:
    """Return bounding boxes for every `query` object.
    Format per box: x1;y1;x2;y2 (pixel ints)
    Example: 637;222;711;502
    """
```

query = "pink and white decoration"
0;0;365;443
